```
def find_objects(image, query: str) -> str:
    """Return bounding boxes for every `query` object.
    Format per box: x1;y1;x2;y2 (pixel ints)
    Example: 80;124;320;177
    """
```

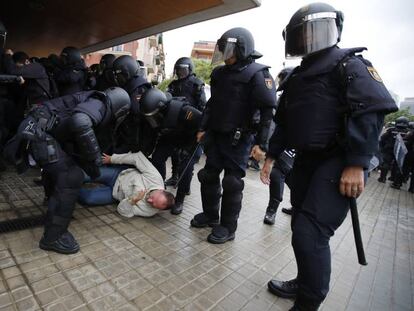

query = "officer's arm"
251;70;277;151
199;99;211;131
181;105;202;131
345;112;385;169
69;112;102;165
195;83;207;111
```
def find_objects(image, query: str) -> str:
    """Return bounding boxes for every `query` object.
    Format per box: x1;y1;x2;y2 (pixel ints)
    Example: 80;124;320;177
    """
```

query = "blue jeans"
79;165;129;206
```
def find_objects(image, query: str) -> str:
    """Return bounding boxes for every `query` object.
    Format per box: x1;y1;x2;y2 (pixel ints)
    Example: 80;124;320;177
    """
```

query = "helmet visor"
285;14;339;58
174;64;190;79
113;70;128;87
211;38;237;65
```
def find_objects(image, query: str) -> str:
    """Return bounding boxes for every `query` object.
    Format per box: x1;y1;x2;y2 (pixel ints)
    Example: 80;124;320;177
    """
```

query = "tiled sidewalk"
0;160;413;311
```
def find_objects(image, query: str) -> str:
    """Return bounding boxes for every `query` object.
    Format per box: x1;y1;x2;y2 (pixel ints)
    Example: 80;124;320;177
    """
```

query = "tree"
384;107;414;124
192;58;215;85
157;77;173;92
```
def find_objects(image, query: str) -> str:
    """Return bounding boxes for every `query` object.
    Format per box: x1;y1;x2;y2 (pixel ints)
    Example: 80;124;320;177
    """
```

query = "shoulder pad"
277;66;299;91
342;54;398;116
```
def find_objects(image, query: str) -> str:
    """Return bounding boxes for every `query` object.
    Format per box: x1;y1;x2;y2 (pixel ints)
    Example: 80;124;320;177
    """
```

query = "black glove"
83;163;101;179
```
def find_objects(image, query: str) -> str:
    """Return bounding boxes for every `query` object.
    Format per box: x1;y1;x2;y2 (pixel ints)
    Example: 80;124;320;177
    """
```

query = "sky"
163;0;414;101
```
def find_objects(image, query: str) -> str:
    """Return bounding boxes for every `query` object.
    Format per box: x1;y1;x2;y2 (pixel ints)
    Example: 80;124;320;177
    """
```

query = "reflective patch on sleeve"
367;66;383;83
265;78;274;89
185;110;193;120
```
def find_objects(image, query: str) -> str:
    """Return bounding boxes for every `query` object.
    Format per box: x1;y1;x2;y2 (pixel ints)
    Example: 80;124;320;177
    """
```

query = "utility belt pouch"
30;135;59;165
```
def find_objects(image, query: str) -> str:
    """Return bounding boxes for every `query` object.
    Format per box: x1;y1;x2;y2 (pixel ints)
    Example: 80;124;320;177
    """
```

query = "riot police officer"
378;116;410;185
264;67;295;225
55;46;87;95
96;53;116;91
4;87;130;254
140;88;202;215
111;55;153;154
260;3;397;310
192;27;277;244
164;57;206;187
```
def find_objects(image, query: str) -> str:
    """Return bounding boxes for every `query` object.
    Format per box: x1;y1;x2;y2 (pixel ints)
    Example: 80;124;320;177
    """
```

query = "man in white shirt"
80;151;175;217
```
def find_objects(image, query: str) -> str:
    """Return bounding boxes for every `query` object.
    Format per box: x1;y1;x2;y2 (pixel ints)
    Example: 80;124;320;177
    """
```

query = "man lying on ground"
79;151;175;217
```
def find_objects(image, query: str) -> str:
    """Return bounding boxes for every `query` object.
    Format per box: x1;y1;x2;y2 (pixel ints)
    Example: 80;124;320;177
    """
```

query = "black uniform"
267;46;397;308
3;54;52;135
193;28;277;243
378;125;409;186
167;74;206;111
112;75;152;154
404;130;414;192
147;95;202;214
165;73;206;186
4;88;130;254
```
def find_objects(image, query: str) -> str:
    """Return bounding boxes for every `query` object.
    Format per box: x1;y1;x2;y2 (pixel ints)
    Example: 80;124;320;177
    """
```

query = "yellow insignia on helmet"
186;111;193;120
265;78;273;90
367;66;383;83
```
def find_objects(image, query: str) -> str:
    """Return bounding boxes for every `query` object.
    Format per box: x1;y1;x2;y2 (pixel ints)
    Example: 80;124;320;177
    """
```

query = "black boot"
207;225;235;244
268;278;298;298
378;168;388;183
190;213;219;228
165;173;178;187
39;230;79;254
390;183;401;190
264;199;280;225
171;191;185;215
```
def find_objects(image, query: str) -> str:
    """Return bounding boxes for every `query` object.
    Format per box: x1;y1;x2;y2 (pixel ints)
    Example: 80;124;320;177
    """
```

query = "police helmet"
409;121;414;130
283;2;344;58
103;87;131;122
0;20;6;48
277;67;294;85
100;54;116;71
60;46;82;65
139;88;169;128
395;116;409;129
211;27;262;65
174;57;194;79
112;55;140;87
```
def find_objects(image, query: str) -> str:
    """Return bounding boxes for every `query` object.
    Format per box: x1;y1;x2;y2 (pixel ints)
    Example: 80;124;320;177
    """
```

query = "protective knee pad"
198;168;220;184
222;175;244;193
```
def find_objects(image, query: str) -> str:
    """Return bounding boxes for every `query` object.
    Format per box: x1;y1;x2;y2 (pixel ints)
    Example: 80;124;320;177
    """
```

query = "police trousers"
41;149;84;242
200;131;253;232
290;153;350;307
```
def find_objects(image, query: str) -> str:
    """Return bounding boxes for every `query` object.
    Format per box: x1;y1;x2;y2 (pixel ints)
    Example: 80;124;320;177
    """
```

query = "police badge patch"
367;66;383;83
265;78;273;89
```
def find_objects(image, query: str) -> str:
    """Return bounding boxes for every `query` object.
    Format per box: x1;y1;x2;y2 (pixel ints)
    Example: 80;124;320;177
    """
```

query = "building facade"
190;40;216;61
83;34;166;84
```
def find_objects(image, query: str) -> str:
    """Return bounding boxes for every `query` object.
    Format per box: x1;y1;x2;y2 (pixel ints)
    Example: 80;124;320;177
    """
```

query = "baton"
174;144;201;188
349;197;367;265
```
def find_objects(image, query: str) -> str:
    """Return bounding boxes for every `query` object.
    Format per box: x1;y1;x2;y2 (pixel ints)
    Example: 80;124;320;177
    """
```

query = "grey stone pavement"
0;157;413;311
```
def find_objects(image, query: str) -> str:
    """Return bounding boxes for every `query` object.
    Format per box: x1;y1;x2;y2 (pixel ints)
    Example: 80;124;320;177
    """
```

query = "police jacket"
4;91;111;173
167;74;206;111
111;76;152;154
158;97;202;148
268;46;398;169
3;55;51;105
55;62;87;96
200;60;276;149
